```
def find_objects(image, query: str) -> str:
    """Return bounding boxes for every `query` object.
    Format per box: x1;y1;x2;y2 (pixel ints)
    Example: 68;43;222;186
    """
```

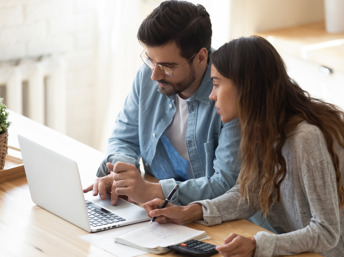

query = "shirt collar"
187;57;212;104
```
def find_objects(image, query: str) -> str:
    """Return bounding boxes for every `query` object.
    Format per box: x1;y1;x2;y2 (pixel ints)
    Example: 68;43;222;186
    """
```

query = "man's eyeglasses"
140;50;196;77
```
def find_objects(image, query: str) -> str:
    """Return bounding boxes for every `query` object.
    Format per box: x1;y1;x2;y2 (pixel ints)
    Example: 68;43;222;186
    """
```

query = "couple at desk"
84;1;344;257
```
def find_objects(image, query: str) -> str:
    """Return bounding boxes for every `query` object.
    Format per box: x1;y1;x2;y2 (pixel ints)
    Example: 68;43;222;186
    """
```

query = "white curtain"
94;0;145;151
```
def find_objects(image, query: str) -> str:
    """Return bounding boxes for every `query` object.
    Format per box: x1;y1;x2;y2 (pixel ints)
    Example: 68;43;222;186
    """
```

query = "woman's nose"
209;88;216;101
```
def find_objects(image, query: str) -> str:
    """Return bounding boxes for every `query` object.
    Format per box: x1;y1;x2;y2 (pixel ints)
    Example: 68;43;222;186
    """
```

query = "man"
84;0;240;207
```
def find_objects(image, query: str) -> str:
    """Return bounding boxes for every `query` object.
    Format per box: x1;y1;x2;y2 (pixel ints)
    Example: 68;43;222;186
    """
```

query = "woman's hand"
143;198;203;224
216;233;256;257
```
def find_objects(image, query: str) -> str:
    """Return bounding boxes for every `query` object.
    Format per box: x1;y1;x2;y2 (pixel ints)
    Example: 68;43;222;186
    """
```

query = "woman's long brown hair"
211;36;344;215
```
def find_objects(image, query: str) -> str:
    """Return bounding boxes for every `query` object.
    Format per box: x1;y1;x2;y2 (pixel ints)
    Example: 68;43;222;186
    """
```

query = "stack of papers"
114;222;207;254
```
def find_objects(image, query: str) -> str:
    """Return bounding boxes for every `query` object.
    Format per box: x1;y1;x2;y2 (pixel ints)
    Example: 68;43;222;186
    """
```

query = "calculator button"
168;239;218;257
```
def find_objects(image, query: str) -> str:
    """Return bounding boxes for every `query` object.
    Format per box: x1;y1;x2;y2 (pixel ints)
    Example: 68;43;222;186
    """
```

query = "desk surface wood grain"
0;111;323;257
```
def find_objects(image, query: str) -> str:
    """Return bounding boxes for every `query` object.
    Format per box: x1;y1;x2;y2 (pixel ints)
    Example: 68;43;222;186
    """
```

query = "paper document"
114;222;207;254
80;222;149;257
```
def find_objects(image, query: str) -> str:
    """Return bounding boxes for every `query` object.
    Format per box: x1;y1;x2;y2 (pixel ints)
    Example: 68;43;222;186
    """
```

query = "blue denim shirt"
97;62;241;206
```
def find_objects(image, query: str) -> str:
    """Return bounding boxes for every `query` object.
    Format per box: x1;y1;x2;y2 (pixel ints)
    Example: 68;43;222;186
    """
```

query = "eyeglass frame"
140;49;197;77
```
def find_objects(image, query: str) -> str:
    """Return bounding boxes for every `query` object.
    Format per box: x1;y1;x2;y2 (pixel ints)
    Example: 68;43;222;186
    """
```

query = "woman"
143;36;344;257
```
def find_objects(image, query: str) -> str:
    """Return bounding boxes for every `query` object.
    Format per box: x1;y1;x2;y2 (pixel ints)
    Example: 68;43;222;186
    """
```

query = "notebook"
18;135;150;233
114;222;208;254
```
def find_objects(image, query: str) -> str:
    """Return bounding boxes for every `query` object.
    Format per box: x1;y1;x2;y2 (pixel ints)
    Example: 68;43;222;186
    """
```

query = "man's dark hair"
137;0;212;59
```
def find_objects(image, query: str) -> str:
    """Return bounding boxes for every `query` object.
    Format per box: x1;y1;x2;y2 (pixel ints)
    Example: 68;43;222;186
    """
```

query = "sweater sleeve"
193;184;260;226
254;127;341;257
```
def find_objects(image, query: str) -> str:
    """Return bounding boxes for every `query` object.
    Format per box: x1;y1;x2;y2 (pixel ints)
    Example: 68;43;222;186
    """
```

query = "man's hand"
112;162;164;204
143;198;203;224
84;162;165;206
83;162;120;205
215;233;256;257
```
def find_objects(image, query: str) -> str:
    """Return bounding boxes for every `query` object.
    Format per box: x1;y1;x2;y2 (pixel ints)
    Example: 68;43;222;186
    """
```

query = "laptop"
18;135;150;233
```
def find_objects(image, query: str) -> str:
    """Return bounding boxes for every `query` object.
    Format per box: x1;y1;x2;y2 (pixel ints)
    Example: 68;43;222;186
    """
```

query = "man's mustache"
157;80;172;86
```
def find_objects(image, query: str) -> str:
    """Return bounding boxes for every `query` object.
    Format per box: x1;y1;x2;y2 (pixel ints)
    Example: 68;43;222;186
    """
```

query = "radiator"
0;56;66;133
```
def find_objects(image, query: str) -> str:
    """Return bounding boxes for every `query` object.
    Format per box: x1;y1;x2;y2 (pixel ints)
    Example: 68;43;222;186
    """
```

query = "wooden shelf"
0;146;25;183
257;22;344;73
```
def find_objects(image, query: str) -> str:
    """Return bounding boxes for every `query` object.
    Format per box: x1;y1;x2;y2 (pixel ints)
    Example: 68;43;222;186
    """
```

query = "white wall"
0;0;98;148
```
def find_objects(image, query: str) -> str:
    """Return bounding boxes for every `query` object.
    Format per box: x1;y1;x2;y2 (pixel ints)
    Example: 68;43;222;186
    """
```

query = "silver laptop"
18;135;149;233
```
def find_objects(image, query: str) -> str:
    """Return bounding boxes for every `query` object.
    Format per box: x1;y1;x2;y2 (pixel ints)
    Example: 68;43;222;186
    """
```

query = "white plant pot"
324;0;344;33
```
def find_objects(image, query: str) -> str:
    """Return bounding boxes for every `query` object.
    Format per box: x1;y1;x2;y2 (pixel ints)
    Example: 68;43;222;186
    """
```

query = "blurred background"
0;0;335;152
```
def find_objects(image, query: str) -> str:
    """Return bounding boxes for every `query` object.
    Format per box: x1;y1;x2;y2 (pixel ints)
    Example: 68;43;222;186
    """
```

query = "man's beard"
157;66;196;97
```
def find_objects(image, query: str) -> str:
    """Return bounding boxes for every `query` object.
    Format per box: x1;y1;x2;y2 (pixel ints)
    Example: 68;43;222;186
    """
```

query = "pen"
150;184;179;223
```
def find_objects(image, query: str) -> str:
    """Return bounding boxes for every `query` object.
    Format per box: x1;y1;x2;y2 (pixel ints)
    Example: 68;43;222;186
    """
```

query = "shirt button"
145;163;149;167
152;133;156;137
169;104;173;109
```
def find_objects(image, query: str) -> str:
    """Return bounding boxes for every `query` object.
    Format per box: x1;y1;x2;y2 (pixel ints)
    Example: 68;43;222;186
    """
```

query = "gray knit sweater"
196;121;344;256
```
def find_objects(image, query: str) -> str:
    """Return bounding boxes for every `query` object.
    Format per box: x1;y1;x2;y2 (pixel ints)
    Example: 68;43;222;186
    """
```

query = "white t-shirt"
165;95;193;178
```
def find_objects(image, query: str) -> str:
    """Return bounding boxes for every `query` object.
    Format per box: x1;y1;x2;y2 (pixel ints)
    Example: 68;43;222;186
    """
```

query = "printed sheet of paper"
114;222;207;254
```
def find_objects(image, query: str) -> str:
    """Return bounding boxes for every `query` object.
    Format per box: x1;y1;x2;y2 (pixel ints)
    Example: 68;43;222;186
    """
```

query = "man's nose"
151;66;165;81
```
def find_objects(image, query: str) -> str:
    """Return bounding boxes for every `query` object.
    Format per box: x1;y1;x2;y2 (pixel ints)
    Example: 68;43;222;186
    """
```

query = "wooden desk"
0;111;322;257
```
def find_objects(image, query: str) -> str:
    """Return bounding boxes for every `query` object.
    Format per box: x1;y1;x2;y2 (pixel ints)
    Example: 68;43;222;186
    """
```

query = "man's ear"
196;47;208;64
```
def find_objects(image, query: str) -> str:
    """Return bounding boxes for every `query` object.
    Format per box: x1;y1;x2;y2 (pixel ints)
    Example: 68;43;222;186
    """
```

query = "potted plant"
0;98;11;170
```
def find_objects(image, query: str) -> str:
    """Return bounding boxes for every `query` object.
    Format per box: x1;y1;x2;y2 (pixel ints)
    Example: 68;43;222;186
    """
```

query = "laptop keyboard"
86;200;126;227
